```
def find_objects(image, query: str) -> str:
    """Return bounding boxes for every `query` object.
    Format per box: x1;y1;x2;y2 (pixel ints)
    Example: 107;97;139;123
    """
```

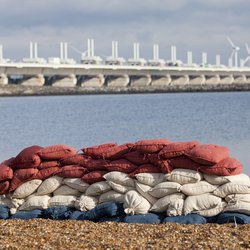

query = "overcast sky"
0;0;249;64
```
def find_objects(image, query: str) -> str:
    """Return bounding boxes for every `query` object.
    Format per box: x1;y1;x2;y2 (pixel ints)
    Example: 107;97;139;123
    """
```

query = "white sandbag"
195;202;227;217
184;194;222;215
224;201;250;215
135;173;165;187
53;185;81;196
103;171;135;187
123;190;151;215
19;195;51;211
148;182;181;198
48;195;77;207
85;181;111;196
180;181;218;196
63;178;89;192
165;169;203;185
204;173;250;185
12;179;42;199
99;191;124;204
0;195;24;213
75;195;98;211
213;182;250;198
37;176;63;195
135;181;157;205
150;193;185;213
108;181;134;194
225;194;250;203
167;199;184;216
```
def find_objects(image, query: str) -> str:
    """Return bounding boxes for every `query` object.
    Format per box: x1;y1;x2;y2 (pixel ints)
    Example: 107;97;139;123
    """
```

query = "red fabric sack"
147;153;161;167
200;157;243;176
56;165;88;178
11;145;42;169
35;167;61;180
1;157;15;166
134;139;171;154
104;159;138;174
83;159;108;171
0;164;13;182
38;144;78;161
159;141;200;159
82;143;118;158
123;151;149;165
186;144;230;165
81;171;108;184
129;164;161;178
60;154;91;166
0;181;10;195
10;168;39;192
38;161;60;170
168;156;203;171
158;160;173;174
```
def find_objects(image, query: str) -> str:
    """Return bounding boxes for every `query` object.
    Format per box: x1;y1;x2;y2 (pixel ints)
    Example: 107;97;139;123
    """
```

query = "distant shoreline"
0;84;250;97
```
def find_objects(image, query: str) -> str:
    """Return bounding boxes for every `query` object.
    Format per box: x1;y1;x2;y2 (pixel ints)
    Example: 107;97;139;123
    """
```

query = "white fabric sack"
184;193;222;215
85;181;111;196
150;193;185;213
195;202;227;217
53;185;81;196
123;190;151;215
135;181;157;205
226;194;250;203
75;195;98;211
99;191;124;204
19;195;51;211
12;179;42;199
213;182;250;198
135;173;165;187
103;171;135;187
148;182;181;198
48;195;77;207
165;169;203;185
204;173;250;185
167;199;184;216
108;181;134;194
180;181;218;196
63;178;89;192
37;176;63;195
224;201;250;215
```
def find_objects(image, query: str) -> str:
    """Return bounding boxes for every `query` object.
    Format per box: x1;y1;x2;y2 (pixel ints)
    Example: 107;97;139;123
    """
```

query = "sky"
0;0;250;65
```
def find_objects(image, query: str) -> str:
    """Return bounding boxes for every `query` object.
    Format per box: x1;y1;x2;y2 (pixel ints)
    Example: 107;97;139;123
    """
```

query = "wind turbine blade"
245;43;250;54
69;45;83;55
226;36;235;48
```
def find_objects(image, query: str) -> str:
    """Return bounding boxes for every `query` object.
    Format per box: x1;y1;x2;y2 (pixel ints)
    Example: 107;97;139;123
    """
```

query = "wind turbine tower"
226;36;240;67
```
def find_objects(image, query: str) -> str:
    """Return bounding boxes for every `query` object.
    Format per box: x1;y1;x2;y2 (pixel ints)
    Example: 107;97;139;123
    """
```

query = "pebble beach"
0;220;250;249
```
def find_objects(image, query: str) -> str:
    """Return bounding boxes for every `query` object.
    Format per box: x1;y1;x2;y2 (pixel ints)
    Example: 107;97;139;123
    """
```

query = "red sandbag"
159;141;200;159
1;157;15;166
123;151;149;165
10;168;39;192
35;167;61;180
83;159;108;171
60;154;91;166
129;164;161;178
56;165;88;178
186;144;230;165
158;160;173;174
0;164;13;182
168;156;202;171
134;139;171;154
82;143;118;158
11;145;42;169
200;157;243;176
38;161;60;170
38;144;78;160
81;171;108;184
0;181;9;195
147;153;161;167
104;159;138;174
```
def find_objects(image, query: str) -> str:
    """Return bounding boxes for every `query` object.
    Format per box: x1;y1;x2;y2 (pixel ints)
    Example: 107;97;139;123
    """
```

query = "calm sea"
0;92;249;174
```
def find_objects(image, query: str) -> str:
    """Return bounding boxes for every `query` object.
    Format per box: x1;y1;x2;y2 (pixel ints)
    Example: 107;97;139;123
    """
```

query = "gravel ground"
0;220;250;249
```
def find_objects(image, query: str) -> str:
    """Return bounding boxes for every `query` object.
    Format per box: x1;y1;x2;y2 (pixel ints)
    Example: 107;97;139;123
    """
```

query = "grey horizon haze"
0;0;250;65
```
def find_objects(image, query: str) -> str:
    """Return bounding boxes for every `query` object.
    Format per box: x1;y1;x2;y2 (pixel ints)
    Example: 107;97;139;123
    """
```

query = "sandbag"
225;194;250;203
180;181;218;196
99;191;124;204
195;202;227;217
123;213;164;224
63;178;89;192
81;143;118;158
167;199;185;216
0;205;10;219
35;167;61;180
48;195;77;207
129;164;161;177
56;165;88;178
168;156;202;171
83;159;108;171
165;169;203;185
123;151;149;165
216;212;250;224
60;154;91;166
11;209;42;219
0;181;10;195
85;181;111;196
103;171;135;187
81;171;108;184
204;173;250;185
107;181;134;194
149;182;181;198
224;201;250;215
75;195;98;211
0;164;13;182
123;190;151;215
135;173;165;187
38;161;60;170
43;206;74;220
163;214;207;224
135;181;158;205
37;176;63;195
98;215;125;223
104;159;137;174
19;195;51;211
38;144;78;160
53;185;81;196
134;139;171;154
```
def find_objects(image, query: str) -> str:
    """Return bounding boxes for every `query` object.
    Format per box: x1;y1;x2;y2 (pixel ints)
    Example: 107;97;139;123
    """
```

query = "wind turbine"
226;36;240;67
244;43;250;67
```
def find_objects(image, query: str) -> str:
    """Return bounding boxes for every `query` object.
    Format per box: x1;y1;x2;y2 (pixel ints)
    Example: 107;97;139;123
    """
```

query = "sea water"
0;92;249;174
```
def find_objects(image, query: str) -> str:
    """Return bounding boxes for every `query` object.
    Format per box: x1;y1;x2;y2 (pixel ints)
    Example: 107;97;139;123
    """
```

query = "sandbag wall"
0;139;249;223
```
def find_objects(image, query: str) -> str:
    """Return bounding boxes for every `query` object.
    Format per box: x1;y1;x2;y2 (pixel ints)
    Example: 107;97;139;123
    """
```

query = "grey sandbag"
163;214;207;224
11;210;42;219
205;215;220;223
73;202;125;221
216;212;250;224
69;211;87;220
0;205;10;219
42;206;74;220
98;215;126;222
123;213;164;224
